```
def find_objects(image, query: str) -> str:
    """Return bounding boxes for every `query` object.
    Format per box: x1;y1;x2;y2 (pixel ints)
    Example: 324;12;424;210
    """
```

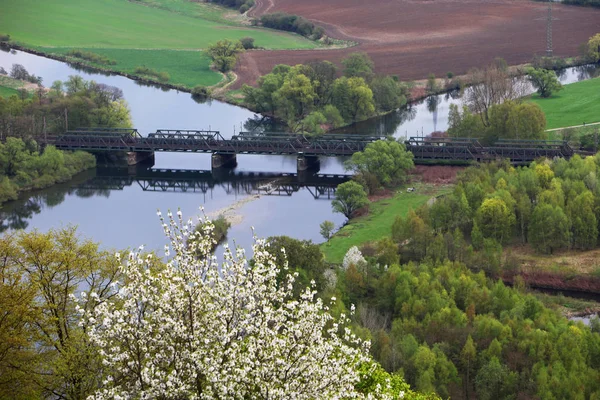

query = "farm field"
235;0;600;87
1;0;318;88
530;77;600;129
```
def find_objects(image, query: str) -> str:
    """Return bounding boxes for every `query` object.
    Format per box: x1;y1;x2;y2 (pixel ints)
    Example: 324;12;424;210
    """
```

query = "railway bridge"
43;128;385;173
42;128;577;171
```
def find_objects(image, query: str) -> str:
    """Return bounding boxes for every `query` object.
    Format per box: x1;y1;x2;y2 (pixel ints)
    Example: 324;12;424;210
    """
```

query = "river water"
0;48;598;255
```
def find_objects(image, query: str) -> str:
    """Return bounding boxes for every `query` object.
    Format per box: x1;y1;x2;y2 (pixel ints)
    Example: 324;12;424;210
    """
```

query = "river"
0;48;598;256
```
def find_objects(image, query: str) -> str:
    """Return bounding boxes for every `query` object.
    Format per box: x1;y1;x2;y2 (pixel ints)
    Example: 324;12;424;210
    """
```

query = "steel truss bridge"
405;137;575;164
78;167;349;200
43;128;577;165
45;128;385;157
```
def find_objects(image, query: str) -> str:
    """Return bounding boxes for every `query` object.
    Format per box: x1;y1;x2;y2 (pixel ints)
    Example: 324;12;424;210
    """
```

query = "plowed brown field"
234;0;600;88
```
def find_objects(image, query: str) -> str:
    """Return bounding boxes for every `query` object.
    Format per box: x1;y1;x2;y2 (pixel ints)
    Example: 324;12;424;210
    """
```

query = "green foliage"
67;49;117;65
0;138;96;205
207;39;244;73
527;67;563;98
448;101;547;143
332;76;375;123
528;203;571;254
0;228;125;399
426;73;437;94
320;220;335;240
332;181;369;219
239;36;255;49
475;198;515;244
334;256;600;399
342;52;375;81
192;85;211;97
259;12;324;40
345;139;414;192
133;65;170;82
267;236;328;294
243;57;380;129
588;33;600;62
370;76;408;112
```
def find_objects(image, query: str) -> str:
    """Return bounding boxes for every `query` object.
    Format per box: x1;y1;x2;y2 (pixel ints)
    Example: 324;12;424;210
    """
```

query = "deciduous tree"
332;181;369;219
527;68;563;98
207;39;244;72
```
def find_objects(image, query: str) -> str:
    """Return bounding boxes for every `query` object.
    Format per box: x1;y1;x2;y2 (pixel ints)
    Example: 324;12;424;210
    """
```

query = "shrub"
192;85;211;97
240;37;255;50
0;34;10;42
133;66;170;82
260;12;324;39
67;49;117;65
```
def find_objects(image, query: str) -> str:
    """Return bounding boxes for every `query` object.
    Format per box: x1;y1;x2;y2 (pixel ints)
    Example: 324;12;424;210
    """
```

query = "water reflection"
0;167;349;235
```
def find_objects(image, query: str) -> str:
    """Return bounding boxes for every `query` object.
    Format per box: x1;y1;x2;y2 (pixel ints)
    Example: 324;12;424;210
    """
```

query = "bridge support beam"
126;151;155;166
212;153;237;169
297;155;320;173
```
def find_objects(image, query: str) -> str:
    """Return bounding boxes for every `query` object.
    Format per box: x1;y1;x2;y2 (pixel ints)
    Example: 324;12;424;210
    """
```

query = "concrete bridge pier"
212;153;237;169
297;155;320;173
127;151;155;166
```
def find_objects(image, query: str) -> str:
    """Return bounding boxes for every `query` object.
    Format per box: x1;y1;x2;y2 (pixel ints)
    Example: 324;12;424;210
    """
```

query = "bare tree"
464;63;527;127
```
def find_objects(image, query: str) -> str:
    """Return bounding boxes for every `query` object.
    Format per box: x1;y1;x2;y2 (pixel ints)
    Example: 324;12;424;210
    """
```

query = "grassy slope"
530;77;600;129
0;75;26;98
0;86;19;98
1;0;319;89
322;184;449;264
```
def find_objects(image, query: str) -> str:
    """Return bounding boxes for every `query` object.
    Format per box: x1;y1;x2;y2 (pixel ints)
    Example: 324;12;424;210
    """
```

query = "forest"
317;154;600;399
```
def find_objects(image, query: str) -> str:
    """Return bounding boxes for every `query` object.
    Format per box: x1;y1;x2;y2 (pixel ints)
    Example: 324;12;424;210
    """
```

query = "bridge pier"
297;155;320;173
126;151;155;166
211;153;237;169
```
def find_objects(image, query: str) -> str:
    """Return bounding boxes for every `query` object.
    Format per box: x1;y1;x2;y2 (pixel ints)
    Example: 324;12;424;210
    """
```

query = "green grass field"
322;184;449;264
1;0;319;88
0;75;27;98
530;77;600;129
39;48;222;87
0;86;19;98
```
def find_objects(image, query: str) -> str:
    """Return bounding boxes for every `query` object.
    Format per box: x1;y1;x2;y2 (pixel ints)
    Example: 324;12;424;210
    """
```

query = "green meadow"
530;77;600;130
322;184;449;264
1;0;319;88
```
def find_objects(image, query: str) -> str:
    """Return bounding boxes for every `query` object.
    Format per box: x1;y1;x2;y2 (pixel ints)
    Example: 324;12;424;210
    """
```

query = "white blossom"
343;246;366;270
82;211;402;400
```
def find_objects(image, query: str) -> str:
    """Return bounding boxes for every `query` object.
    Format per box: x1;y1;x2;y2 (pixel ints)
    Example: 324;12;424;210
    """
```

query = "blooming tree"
343;246;367;271
81;210;414;399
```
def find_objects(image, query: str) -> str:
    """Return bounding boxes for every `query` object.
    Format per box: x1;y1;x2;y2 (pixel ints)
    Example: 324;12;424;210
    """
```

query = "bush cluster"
208;0;255;13
258;12;325;40
67;49;117;65
133;66;170;82
0;138;95;205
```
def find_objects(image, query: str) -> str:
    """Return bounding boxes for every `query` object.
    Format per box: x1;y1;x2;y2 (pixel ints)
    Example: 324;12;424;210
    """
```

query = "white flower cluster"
343;246;366;271
81;209;396;399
